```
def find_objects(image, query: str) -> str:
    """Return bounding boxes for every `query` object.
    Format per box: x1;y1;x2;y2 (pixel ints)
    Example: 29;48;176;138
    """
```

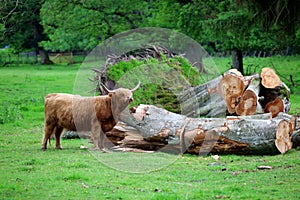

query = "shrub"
107;55;202;113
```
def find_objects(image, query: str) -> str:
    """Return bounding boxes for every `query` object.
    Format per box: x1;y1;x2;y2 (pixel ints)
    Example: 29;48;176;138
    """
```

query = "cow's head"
101;82;140;116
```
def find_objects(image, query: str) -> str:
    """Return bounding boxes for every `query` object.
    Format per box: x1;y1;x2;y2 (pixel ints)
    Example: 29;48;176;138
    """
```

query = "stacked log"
179;68;290;118
178;75;226;117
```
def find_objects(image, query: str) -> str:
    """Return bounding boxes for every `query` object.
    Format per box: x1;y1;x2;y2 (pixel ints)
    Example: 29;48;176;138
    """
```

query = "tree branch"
1;0;20;25
66;0;138;29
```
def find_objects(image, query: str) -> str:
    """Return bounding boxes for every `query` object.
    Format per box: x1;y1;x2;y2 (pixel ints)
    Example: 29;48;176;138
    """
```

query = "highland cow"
42;82;140;151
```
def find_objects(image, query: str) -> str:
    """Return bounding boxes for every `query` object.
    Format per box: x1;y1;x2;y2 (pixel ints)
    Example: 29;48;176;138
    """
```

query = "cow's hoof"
90;147;101;151
101;148;111;153
41;147;47;151
56;147;63;150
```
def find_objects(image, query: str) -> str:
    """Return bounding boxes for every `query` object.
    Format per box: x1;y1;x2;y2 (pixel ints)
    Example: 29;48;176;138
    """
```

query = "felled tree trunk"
178;75;227;118
217;69;247;114
61;105;299;155
114;105;297;155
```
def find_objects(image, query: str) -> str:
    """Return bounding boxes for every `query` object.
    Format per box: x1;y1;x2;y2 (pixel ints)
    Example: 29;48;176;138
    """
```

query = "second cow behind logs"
42;82;140;151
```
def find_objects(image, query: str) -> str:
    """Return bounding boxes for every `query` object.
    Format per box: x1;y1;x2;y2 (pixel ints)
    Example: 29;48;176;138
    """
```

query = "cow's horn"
131;81;141;92
100;82;113;93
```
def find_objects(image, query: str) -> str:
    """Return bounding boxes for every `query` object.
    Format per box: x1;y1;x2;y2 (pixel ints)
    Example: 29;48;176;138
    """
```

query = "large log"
178;75;227;118
115;104;296;155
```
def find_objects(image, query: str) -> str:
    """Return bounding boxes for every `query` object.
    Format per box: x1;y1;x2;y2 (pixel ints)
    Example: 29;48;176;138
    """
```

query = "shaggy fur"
42;87;137;150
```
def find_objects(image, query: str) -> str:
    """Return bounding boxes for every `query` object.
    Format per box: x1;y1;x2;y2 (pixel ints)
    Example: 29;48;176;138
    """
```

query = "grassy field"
0;56;300;199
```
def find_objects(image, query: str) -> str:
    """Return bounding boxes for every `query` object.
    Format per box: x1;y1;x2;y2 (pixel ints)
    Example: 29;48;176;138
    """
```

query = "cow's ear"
108;92;114;97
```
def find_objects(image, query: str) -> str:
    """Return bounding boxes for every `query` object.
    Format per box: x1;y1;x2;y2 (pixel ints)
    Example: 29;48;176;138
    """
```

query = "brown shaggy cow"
42;82;140;151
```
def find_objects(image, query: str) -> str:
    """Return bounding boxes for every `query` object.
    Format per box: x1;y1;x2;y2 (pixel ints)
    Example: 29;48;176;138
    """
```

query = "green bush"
107;55;203;113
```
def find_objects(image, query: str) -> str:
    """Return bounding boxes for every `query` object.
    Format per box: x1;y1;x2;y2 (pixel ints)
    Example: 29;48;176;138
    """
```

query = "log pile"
62;107;298;155
98;105;299;155
179;68;290;118
70;64;297;155
99;68;297;155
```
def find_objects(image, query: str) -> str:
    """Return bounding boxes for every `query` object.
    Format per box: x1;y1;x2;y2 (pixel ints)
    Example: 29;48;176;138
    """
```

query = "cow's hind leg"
42;124;55;150
55;127;64;149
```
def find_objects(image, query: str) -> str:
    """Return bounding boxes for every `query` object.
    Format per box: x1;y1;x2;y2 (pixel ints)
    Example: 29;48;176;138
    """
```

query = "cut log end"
218;74;245;99
130;104;150;122
260;67;281;88
235;90;257;116
218;74;246;114
275;120;293;154
264;97;284;118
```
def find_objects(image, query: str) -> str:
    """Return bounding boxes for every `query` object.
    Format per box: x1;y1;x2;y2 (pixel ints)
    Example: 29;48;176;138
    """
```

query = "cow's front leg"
100;130;110;153
91;119;101;150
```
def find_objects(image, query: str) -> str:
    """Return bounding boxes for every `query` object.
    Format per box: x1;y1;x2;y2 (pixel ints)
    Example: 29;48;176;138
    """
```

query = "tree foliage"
40;0;149;51
245;0;300;34
1;0;44;51
1;0;299;58
175;0;300;73
146;0;181;29
0;0;54;64
177;0;296;53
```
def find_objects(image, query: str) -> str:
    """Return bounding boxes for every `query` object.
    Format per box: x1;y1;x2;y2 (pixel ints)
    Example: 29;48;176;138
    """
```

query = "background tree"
40;0;149;52
177;0;300;74
145;0;181;29
1;0;299;67
0;0;53;64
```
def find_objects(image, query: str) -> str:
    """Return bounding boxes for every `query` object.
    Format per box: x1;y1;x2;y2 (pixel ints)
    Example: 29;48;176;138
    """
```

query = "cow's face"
104;82;140;117
112;88;134;109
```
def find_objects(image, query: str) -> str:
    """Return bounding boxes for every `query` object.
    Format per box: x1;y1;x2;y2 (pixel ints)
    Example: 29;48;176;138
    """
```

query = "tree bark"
178;75;227;118
232;49;244;75
39;48;53;65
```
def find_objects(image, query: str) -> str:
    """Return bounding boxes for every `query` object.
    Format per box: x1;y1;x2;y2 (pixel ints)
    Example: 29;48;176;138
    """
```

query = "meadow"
0;56;300;199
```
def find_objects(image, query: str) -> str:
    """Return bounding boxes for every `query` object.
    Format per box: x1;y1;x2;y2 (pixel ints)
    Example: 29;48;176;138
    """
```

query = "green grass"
0;64;79;128
0;57;300;199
